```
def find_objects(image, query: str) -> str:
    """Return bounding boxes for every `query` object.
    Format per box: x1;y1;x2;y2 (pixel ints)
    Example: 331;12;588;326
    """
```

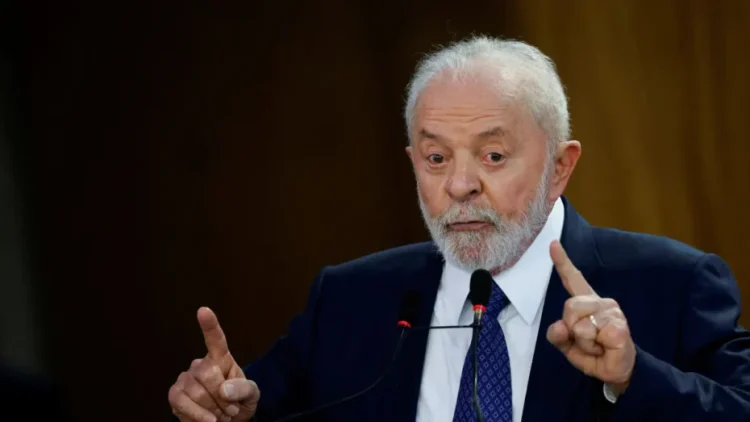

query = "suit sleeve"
241;268;328;422
613;254;750;421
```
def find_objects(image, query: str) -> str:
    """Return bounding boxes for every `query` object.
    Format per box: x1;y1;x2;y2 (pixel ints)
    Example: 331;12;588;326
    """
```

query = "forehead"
414;74;523;135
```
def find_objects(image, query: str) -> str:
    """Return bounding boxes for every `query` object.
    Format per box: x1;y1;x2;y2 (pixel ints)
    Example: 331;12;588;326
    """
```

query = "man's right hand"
169;307;260;422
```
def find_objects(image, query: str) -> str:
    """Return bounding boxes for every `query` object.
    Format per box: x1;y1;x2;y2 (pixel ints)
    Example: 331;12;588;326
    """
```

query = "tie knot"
485;283;508;320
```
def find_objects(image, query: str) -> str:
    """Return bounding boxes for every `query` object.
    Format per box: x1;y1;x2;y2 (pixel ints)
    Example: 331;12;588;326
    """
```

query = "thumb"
221;378;260;404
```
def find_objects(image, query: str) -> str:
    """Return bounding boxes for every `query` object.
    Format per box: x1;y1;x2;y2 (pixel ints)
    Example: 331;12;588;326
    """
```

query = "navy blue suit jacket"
244;198;750;421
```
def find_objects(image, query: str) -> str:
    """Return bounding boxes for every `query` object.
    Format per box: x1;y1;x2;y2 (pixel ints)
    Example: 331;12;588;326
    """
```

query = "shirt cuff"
603;383;618;403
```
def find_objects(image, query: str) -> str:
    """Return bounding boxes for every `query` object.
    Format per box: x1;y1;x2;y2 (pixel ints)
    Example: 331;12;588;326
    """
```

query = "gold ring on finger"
589;314;599;330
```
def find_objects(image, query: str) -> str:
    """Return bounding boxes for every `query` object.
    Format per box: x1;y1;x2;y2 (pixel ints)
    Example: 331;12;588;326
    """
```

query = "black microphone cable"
266;290;422;422
268;326;411;422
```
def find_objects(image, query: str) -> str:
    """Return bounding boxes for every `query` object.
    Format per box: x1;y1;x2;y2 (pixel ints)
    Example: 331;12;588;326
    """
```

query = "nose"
445;157;482;202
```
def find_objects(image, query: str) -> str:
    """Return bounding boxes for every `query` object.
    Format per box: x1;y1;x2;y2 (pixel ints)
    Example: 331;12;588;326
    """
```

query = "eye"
427;154;445;165
486;152;505;163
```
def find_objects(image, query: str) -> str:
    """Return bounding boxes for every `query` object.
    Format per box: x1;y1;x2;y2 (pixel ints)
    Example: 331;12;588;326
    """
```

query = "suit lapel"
381;243;444;422
522;197;602;422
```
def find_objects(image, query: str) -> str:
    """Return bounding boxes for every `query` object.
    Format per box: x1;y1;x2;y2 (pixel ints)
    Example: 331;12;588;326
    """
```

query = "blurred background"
2;1;749;420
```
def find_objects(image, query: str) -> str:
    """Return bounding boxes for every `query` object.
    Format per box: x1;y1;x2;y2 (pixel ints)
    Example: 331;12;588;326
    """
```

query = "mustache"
435;203;502;226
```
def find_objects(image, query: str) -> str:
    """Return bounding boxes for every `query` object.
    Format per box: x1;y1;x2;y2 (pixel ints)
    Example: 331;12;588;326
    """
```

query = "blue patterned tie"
453;283;512;422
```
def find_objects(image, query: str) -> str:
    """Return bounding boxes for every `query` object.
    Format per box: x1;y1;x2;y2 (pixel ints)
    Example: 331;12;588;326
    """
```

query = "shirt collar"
439;197;565;325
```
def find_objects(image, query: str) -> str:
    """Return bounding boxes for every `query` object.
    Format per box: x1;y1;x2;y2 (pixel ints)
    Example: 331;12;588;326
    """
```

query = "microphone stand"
410;324;474;331
471;320;485;422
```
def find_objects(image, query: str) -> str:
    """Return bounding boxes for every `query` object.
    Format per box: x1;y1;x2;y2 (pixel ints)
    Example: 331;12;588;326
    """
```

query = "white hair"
404;36;570;152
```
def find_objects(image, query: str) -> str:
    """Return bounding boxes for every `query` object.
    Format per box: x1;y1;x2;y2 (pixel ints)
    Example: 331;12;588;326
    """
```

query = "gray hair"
404;36;570;151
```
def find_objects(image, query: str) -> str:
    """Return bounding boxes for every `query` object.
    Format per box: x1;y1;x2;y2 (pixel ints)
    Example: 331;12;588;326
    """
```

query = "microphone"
468;269;493;422
470;269;493;326
397;289;420;329
268;290;422;422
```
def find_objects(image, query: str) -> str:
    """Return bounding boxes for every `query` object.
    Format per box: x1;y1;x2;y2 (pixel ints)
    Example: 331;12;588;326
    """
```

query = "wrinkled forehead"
413;74;528;140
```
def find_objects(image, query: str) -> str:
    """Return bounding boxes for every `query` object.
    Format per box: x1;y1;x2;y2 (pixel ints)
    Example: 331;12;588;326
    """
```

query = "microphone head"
469;269;493;307
397;289;420;328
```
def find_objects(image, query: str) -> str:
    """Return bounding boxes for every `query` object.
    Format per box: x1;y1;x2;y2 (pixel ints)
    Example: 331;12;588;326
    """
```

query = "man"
168;36;750;421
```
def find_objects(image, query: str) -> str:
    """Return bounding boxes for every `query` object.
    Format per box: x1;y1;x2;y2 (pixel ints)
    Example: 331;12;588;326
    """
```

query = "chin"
443;237;498;271
441;228;527;272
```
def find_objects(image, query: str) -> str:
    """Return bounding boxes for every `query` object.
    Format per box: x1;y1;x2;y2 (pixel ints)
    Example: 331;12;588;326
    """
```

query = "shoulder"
587;226;741;307
322;241;440;281
307;242;441;300
587;227;742;337
591;226;708;275
300;242;441;326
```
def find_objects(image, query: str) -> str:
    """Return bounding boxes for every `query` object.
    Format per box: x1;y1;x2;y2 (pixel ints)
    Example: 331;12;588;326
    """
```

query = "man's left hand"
546;240;636;395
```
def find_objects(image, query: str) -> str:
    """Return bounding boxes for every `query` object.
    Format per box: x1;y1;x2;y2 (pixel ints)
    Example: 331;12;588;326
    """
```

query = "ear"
549;140;581;198
405;146;414;163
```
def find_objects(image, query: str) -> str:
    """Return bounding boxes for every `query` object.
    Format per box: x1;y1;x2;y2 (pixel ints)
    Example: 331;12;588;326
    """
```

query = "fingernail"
226;405;240;416
223;383;235;399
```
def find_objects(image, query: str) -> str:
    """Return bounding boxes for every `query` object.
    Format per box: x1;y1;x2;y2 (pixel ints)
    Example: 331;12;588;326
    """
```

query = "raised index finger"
197;307;230;361
550;240;595;297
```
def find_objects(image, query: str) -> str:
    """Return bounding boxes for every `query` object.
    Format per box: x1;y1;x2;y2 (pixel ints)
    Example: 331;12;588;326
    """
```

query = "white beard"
418;166;552;273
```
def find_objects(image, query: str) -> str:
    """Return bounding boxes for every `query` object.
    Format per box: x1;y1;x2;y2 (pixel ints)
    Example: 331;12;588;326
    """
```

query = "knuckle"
196;363;221;383
611;307;625;319
168;385;181;404
616;322;631;336
177;371;188;384
585;295;600;303
178;372;195;389
603;298;619;308
179;371;197;389
191;359;202;368
563;298;576;313
604;323;629;342
563;301;583;324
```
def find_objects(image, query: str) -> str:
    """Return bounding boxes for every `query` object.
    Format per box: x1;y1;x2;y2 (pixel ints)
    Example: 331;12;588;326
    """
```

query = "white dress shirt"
416;197;565;422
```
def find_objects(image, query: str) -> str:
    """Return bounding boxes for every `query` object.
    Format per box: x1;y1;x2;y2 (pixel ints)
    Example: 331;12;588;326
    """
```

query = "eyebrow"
419;126;505;141
419;128;441;140
475;126;505;139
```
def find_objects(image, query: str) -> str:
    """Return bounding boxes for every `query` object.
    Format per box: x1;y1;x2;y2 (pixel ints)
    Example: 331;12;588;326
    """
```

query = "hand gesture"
546;241;636;394
168;307;260;422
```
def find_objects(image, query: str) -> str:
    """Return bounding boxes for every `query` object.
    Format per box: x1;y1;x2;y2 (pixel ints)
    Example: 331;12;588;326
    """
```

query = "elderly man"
168;36;750;422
